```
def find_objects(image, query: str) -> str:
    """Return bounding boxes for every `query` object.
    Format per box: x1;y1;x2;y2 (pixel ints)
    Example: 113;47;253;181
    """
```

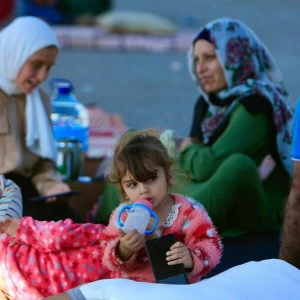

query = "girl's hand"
166;241;194;270
0;218;20;237
117;229;145;261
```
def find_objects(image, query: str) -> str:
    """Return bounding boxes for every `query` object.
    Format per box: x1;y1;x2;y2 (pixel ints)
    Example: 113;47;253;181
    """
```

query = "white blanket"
80;259;300;300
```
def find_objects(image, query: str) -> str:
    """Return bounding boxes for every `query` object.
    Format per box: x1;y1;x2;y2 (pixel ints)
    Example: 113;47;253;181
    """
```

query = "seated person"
0;16;80;222
279;96;300;268
0;129;222;299
173;17;293;237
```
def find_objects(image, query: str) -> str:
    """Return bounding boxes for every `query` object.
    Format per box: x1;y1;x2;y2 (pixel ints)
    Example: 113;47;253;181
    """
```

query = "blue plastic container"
50;78;89;152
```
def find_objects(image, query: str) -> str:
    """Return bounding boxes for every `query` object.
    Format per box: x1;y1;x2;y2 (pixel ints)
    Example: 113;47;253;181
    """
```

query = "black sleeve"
189;96;208;140
240;94;273;116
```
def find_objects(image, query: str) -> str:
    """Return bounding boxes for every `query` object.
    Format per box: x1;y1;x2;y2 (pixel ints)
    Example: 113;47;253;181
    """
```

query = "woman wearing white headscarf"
0;16;80;222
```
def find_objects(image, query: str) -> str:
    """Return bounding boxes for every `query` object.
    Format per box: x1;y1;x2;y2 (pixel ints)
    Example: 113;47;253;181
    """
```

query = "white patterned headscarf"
0;16;60;162
187;18;294;175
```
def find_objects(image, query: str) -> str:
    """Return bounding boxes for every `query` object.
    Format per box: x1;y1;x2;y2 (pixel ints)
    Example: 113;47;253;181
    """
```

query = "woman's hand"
166;241;194;270
179;137;194;151
117;229;145;261
44;182;71;203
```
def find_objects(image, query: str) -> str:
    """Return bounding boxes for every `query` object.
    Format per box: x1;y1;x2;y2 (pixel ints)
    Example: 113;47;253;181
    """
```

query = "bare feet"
258;154;276;181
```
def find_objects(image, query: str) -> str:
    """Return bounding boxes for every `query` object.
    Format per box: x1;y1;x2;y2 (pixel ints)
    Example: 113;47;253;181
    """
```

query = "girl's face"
15;46;59;94
121;166;172;211
193;39;228;93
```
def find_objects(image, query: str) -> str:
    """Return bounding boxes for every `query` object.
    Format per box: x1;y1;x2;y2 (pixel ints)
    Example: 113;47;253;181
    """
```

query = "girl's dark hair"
107;129;174;201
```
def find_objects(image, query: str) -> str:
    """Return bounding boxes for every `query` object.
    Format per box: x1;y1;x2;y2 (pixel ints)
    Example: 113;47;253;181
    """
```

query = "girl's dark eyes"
127;182;137;188
125;175;157;188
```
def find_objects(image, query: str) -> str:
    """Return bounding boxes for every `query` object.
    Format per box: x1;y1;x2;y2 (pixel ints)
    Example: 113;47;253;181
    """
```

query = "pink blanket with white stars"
0;217;110;300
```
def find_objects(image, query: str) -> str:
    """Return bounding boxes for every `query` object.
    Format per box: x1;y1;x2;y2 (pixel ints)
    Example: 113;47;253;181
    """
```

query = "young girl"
0;129;222;299
100;129;222;283
42;129;223;300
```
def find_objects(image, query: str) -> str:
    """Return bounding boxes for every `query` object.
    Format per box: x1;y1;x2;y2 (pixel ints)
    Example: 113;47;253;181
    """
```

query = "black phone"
145;233;189;285
29;190;81;202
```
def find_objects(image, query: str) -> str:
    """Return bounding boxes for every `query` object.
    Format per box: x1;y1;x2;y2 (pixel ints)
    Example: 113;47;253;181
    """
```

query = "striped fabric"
0;175;22;221
53;26;195;53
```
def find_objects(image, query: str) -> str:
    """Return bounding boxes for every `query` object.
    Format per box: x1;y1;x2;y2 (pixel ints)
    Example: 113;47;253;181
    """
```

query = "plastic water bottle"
117;199;158;235
50;78;89;152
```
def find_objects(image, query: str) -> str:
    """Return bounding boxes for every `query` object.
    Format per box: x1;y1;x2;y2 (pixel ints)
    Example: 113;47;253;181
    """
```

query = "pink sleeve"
16;217;106;252
181;205;223;282
102;207;138;272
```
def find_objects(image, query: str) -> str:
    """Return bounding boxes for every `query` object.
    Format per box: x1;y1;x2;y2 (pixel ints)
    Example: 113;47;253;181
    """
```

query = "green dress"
95;104;290;237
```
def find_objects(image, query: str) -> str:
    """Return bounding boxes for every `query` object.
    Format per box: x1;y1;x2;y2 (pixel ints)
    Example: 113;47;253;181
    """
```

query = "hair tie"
159;129;178;159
